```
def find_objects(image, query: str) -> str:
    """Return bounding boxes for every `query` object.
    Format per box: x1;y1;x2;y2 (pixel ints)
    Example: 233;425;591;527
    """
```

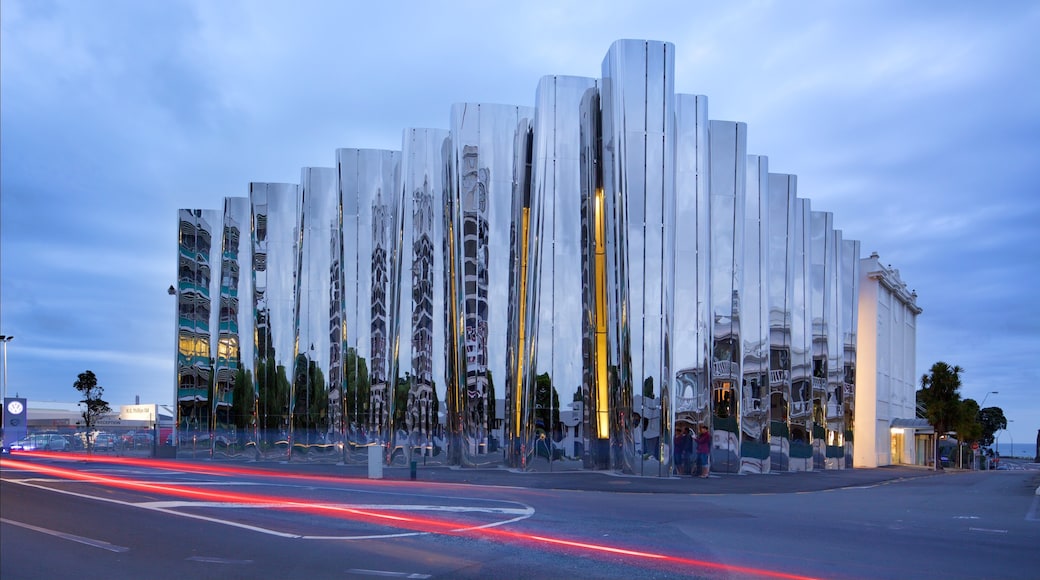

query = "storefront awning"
890;418;933;432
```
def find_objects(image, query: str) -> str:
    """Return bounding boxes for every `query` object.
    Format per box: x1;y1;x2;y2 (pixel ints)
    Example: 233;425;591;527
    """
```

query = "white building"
854;252;926;467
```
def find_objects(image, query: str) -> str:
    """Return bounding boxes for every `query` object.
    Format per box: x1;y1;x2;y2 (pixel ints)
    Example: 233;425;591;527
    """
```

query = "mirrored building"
172;37;895;475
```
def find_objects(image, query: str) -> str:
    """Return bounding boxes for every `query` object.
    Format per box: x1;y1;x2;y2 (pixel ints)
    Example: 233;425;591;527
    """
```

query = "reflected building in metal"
171;37;906;475
250;182;299;460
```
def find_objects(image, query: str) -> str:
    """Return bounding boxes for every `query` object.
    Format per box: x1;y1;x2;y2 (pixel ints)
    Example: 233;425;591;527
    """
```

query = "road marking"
0;517;130;552
187;556;254;564
5;477;534;540
1026;497;1040;522
347;569;431;579
968;527;1008;534
953;516;980;519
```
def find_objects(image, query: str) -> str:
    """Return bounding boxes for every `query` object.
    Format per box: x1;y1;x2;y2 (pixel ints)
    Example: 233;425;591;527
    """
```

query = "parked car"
10;433;69;451
92;432;117;451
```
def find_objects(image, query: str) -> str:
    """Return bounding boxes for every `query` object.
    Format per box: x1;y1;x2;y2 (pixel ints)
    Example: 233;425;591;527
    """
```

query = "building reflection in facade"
394;129;451;466
708;120;746;474
448;103;534;467
741;155;770;474
211;197;253;457
524;76;598;470
674;94;712;471
173;38;871;475
767;173;796;472
293;167;342;461
250;183;299;461
176;209;221;454
339;150;401;461
840;238;861;468
600;40;675;476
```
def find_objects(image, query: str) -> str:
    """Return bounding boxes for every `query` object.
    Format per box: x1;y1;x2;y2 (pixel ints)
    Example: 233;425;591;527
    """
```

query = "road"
2;453;1038;579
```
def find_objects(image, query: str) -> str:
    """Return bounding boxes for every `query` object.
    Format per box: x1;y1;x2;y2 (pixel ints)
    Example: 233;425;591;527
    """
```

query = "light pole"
1008;420;1015;458
974;391;997;470
0;335;13;403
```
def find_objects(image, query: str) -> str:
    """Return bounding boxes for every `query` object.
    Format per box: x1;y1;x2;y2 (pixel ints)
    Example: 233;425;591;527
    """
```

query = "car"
92;433;118;451
10;433;69;451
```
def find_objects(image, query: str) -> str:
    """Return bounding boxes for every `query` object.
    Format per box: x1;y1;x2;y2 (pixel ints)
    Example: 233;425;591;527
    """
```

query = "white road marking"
1026;497;1040;522
187;556;254;564
4;476;534;540
952;515;980;519
968;527;1008;534
347;569;431;579
0;517;130;552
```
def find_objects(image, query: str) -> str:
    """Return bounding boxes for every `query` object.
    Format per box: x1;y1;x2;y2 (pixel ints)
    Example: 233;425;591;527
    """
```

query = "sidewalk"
227;459;946;495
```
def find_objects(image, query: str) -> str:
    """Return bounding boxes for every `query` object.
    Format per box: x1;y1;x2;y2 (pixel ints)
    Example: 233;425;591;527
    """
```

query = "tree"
74;370;111;452
978;407;1007;447
917;362;964;470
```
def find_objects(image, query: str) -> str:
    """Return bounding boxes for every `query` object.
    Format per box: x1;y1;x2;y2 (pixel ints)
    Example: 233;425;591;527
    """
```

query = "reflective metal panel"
601;40;675;475
790;197;813;470
674;94;711;476
211;196;254;458
767;173;796;472
809;210;832;469
740;155;770;474
707;120;746;474
825;227;844;469
394;129;451;466
175;209;222;456
250;183;299;461
523;75;598;471
339;150;401;463
293;167;343;461
448;103;534;466
840;238;860;468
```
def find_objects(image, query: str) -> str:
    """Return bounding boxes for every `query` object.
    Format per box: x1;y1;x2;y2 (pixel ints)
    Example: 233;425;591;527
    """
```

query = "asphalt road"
2;454;1038;580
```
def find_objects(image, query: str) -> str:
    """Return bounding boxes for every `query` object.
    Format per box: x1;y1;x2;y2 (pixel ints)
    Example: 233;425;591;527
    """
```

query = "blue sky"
1;0;1037;447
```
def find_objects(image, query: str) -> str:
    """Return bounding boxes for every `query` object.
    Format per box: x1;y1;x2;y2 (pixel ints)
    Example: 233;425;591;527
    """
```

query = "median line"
0;517;130;552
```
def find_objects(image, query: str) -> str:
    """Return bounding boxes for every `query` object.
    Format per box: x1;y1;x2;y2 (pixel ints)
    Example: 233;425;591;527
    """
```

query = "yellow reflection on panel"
513;207;530;439
594;189;609;439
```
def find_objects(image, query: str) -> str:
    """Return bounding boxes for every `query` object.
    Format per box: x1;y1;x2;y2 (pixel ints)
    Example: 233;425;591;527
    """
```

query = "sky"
1;0;1037;448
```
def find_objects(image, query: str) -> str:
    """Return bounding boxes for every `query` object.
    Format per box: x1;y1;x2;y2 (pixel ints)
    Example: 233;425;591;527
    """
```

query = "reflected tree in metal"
176;209;222;455
250;183;299;461
394;129;451;466
740;155;770;474
523;75;599;470
447;103;534;466
212;196;254;458
674;94;712;472
600;40;675;476
767;173;796;472
708;120;746;474
840;238;860;468
339;149;401;462
293;167;343;461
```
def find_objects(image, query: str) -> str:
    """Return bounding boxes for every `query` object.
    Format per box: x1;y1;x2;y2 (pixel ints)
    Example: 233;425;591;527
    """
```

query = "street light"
0;335;13;403
980;390;998;409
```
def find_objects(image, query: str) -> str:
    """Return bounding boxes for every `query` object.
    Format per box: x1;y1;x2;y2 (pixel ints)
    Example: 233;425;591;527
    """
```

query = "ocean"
993;442;1039;460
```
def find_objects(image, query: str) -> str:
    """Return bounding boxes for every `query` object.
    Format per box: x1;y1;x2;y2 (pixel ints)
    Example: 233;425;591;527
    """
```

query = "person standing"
695;424;711;478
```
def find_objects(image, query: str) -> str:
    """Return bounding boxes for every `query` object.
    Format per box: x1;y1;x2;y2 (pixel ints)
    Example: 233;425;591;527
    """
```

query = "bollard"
368;445;383;479
410;459;417;480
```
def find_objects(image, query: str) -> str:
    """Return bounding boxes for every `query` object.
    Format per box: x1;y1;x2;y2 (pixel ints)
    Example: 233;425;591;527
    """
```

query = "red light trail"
2;453;821;580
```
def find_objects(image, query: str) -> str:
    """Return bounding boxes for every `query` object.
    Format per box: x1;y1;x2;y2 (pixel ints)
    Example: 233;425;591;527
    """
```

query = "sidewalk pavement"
226;459;948;495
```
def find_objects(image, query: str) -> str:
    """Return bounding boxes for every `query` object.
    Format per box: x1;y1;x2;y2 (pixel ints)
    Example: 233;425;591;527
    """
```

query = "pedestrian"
695;424;711;478
672;428;685;475
682;427;694;475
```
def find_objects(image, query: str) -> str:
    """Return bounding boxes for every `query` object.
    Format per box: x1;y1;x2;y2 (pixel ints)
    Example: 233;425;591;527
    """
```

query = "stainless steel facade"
339;150;401;461
174;38;867;475
707;120;747;474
